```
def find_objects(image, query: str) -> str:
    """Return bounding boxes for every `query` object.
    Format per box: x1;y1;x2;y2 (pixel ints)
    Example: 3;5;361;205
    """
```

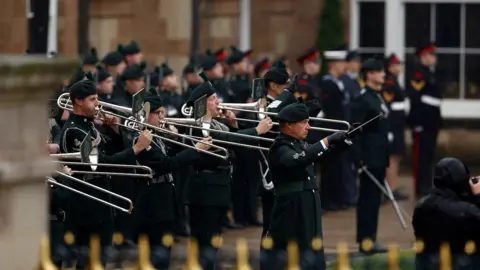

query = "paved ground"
166;172;417;269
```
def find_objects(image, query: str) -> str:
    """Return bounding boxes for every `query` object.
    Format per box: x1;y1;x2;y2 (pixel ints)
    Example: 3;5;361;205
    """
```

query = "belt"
146;175;171;185
49;210;65;222
274;181;314;196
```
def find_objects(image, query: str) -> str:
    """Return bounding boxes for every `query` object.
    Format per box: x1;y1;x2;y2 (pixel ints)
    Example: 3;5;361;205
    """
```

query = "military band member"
101;46;127;99
132;94;212;268
81;47;99;74
382;54;408;201
294;48;322;103
227;45;260;227
199;51;233;103
59;73;152;268
184;76;273;270
214;48;230;78
118;40;143;66
154;62;184;118
351;58;389;254
115;62;146;108
254;57;271;79
259;63;291;237
319;46;357;211
182;58;203;101
267;102;350;270
406;41;441;198
274;56;292;76
340;50;363;99
95;65;115;103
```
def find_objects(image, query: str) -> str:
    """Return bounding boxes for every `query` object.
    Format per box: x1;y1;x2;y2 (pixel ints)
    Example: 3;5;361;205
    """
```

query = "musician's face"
75;94;99;117
286;119;310;140
147;107;166;126
207;93;220;116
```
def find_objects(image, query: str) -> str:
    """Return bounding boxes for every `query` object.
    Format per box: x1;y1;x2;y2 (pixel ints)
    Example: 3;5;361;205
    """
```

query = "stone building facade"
0;0;350;73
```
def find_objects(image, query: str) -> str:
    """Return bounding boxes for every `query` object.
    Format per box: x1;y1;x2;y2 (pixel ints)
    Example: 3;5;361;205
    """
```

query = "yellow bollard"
311;237;323;252
236;238;252;270
286;241;300;270
37;235;58;270
261;236;274;250
413;240;424;254
387;243;399;270
63;232;76;270
439;242;452;270
135;234;156;270
336;242;350;270
112;232;124;246
464;240;476;255
84;235;104;270
211;234;223;249
183;238;202;270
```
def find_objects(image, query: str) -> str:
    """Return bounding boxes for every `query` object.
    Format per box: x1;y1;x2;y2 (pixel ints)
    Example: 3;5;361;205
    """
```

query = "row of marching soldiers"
46;39;442;269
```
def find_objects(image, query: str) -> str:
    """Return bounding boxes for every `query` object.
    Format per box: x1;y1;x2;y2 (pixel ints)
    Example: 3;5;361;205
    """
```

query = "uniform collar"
279;132;302;144
69;113;94;129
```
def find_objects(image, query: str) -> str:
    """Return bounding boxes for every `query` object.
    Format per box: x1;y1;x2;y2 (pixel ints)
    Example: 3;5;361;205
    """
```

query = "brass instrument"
57;92;230;160
47;171;134;213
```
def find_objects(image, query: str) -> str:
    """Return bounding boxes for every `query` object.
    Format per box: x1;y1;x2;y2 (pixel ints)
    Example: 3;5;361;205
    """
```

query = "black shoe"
359;242;388;255
224;221;245;229
248;220;263;227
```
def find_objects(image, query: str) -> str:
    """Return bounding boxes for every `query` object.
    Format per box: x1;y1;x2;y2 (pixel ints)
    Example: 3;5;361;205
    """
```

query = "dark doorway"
28;0;50;54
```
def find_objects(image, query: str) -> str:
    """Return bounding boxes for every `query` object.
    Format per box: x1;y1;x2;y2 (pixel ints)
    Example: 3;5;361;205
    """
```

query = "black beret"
144;93;164;112
101;49;124;66
185;83;214;107
82;48;99;65
119;40;141;56
185;72;215;106
158;62;174;77
297;47;320;64
183;63;196;75
69;72;97;101
67;67;87;88
96;65;111;83
254;57;270;76
346;50;361;61
121;62;146;80
226;46;247;65
361;58;384;73
199;52;218;71
416;41;436;56
277;102;309;123
264;62;290;86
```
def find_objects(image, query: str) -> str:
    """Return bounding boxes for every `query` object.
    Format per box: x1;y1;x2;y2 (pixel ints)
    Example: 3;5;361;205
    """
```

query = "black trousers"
134;220;176;269
356;167;385;243
412;129;438;196
189;205;228;270
261;190;275;237
174;167;191;232
232;152;261;224
66;219;114;269
50;219;65;267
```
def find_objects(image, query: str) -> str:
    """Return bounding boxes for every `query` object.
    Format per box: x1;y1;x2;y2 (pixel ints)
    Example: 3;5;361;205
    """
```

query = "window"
435;4;460;47
359;2;385;48
465;55;480;99
405;4;430;47
466;4;480;48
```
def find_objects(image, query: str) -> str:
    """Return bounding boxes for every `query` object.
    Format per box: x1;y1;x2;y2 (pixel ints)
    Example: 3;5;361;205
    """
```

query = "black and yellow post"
361;238;373;269
38;234;58;270
336;242;350;270
439;242;452;270
387;243;399;270
184;238;202;270
235;238;252;270
63;231;76;270
286;241;300;270
135;234;155;270
84;235;103;270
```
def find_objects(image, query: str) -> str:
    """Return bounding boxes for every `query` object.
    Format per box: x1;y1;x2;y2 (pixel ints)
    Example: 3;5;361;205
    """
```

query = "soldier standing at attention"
340;50;363;99
294;48;322;103
406;41;441;198
382;53;409;201
319;45;357;211
351;58;389;254
267;101;351;270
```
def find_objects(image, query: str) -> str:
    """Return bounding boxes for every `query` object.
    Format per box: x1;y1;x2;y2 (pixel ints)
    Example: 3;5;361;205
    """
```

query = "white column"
385;0;405;87
47;0;59;57
349;0;359;50
238;0;251;51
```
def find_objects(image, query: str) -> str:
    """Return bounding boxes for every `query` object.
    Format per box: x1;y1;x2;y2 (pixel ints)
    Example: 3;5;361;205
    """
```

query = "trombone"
47;171;134;213
181;99;351;133
57;93;230;160
51;151;154;178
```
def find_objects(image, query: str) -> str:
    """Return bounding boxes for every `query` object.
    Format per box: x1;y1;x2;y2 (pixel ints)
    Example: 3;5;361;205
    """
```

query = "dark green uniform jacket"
267;133;326;251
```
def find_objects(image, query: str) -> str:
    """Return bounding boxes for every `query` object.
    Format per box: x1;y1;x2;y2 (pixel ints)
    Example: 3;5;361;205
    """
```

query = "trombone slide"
48;171;133;213
53;161;154;178
189;135;269;151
